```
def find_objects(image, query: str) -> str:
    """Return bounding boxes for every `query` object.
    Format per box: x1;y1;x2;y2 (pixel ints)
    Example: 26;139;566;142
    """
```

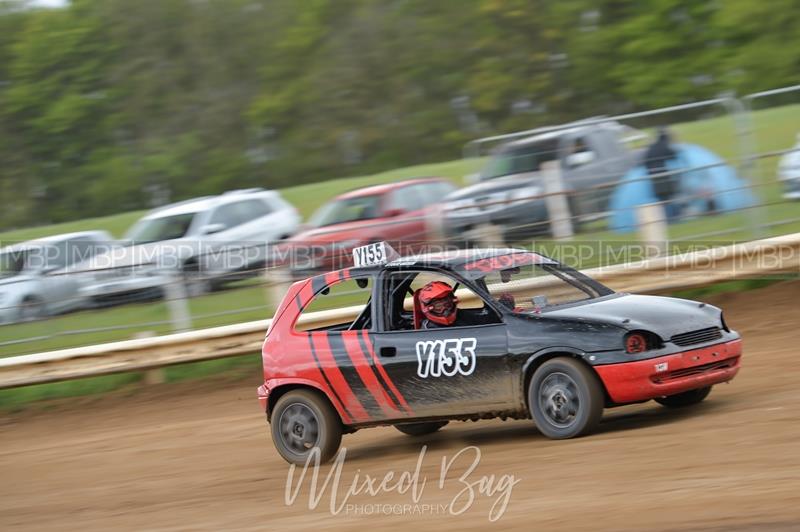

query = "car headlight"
624;331;662;353
508;186;543;204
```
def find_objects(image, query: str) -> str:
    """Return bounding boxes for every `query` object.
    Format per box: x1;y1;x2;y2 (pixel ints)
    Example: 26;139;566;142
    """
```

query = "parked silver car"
0;231;113;324
77;189;300;303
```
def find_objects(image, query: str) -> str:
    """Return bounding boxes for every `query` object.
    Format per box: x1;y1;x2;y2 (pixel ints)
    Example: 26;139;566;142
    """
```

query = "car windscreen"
308;195;382;227
459;252;613;312
0;245;62;275
0;250;26;277
125;213;198;243
480;139;560;180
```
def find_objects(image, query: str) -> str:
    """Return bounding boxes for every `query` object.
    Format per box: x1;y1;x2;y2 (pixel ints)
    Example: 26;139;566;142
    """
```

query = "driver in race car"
418;280;483;329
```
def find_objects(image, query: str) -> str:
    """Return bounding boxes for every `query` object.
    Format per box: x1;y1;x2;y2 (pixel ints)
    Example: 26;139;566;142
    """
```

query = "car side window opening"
294;276;373;332
64;237;105;267
385;185;423;214
237;198;273;220
209;201;251;230
41;240;72;271
126;212;198;243
383;270;502;331
482;139;560;180
423;181;456;205
563;136;596;168
459;252;612;313
410;182;456;209
309;195;382;227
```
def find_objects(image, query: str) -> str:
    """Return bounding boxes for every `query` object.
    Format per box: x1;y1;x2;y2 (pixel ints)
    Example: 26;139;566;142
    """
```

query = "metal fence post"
636;203;668;257
165;273;192;332
722;94;765;239
541;161;574;240
265;267;293;313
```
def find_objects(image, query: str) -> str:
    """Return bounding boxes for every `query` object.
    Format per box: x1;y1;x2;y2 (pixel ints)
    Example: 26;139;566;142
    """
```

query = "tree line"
0;0;797;230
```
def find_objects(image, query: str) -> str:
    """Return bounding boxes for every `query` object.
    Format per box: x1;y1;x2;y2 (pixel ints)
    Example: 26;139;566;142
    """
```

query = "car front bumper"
594;339;742;404
0;305;17;325
257;383;269;412
443;200;550;240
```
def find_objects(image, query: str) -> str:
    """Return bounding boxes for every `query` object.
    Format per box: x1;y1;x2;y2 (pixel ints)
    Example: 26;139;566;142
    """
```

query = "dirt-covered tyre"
654;386;712;408
271;389;342;465
528;357;604;439
395;421;448;436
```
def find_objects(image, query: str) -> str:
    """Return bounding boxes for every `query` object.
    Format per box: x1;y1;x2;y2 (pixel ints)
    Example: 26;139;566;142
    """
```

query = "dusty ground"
2;281;800;531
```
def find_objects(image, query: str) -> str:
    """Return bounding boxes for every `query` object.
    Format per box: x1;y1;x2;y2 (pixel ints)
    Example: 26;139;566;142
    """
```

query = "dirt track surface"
2;281;800;531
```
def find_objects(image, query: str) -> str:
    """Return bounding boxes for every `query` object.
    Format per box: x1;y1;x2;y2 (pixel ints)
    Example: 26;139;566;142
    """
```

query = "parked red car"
277;178;456;275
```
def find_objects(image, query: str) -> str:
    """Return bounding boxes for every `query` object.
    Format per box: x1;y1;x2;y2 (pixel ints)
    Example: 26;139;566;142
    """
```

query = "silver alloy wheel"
538;371;580;428
278;402;320;454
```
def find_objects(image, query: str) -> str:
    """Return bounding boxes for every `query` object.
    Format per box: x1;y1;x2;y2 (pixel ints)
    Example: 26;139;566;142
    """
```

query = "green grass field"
0;104;798;408
1;104;798;360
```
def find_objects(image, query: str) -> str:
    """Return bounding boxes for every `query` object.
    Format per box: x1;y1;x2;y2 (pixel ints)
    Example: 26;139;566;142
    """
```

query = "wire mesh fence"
0;90;799;358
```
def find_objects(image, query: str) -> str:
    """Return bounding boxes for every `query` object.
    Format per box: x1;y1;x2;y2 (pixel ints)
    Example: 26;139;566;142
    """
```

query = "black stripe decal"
357;332;402;411
327;333;383;418
307;335;353;421
311;274;327;294
294;293;302;311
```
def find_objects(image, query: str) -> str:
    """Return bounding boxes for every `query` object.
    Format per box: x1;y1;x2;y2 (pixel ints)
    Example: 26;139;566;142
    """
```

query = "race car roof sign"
352;241;398;267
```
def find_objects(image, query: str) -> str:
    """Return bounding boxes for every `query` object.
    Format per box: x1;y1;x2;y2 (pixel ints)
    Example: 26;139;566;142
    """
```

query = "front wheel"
18;297;45;322
395;421;448;436
528;358;604;439
271;389;342;465
654;386;712;408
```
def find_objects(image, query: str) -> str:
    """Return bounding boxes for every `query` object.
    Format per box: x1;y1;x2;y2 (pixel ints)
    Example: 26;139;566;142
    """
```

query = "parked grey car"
0;231;113;324
76;188;300;303
443;122;641;242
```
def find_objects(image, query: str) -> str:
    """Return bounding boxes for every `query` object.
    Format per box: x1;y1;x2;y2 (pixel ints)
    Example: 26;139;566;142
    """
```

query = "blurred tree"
0;0;799;230
713;0;800;93
4;0;118;222
0;1;36;231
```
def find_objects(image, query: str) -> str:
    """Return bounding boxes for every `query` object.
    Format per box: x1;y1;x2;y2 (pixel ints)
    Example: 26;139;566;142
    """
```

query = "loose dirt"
2;281;799;531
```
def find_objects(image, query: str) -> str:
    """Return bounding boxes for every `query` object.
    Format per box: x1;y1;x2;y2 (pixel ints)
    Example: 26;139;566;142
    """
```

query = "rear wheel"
395;421;448;436
655;386;712;408
271;389;342;465
528;358;604;439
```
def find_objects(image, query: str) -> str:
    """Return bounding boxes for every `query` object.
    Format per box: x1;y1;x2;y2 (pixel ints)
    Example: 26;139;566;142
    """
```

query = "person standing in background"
644;128;681;218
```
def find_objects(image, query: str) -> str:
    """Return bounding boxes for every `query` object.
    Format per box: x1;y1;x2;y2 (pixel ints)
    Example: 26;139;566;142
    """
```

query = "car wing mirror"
201;223;226;235
565;151;596;167
383;208;406;218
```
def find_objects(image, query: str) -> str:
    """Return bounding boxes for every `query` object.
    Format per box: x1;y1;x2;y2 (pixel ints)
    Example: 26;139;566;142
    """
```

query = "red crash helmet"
418;281;458;326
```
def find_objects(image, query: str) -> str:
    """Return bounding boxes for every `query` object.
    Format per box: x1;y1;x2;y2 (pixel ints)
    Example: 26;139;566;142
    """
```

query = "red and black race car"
258;243;742;465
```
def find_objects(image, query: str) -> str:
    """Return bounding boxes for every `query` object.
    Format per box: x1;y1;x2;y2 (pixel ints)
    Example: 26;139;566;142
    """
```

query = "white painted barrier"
1;233;798;389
